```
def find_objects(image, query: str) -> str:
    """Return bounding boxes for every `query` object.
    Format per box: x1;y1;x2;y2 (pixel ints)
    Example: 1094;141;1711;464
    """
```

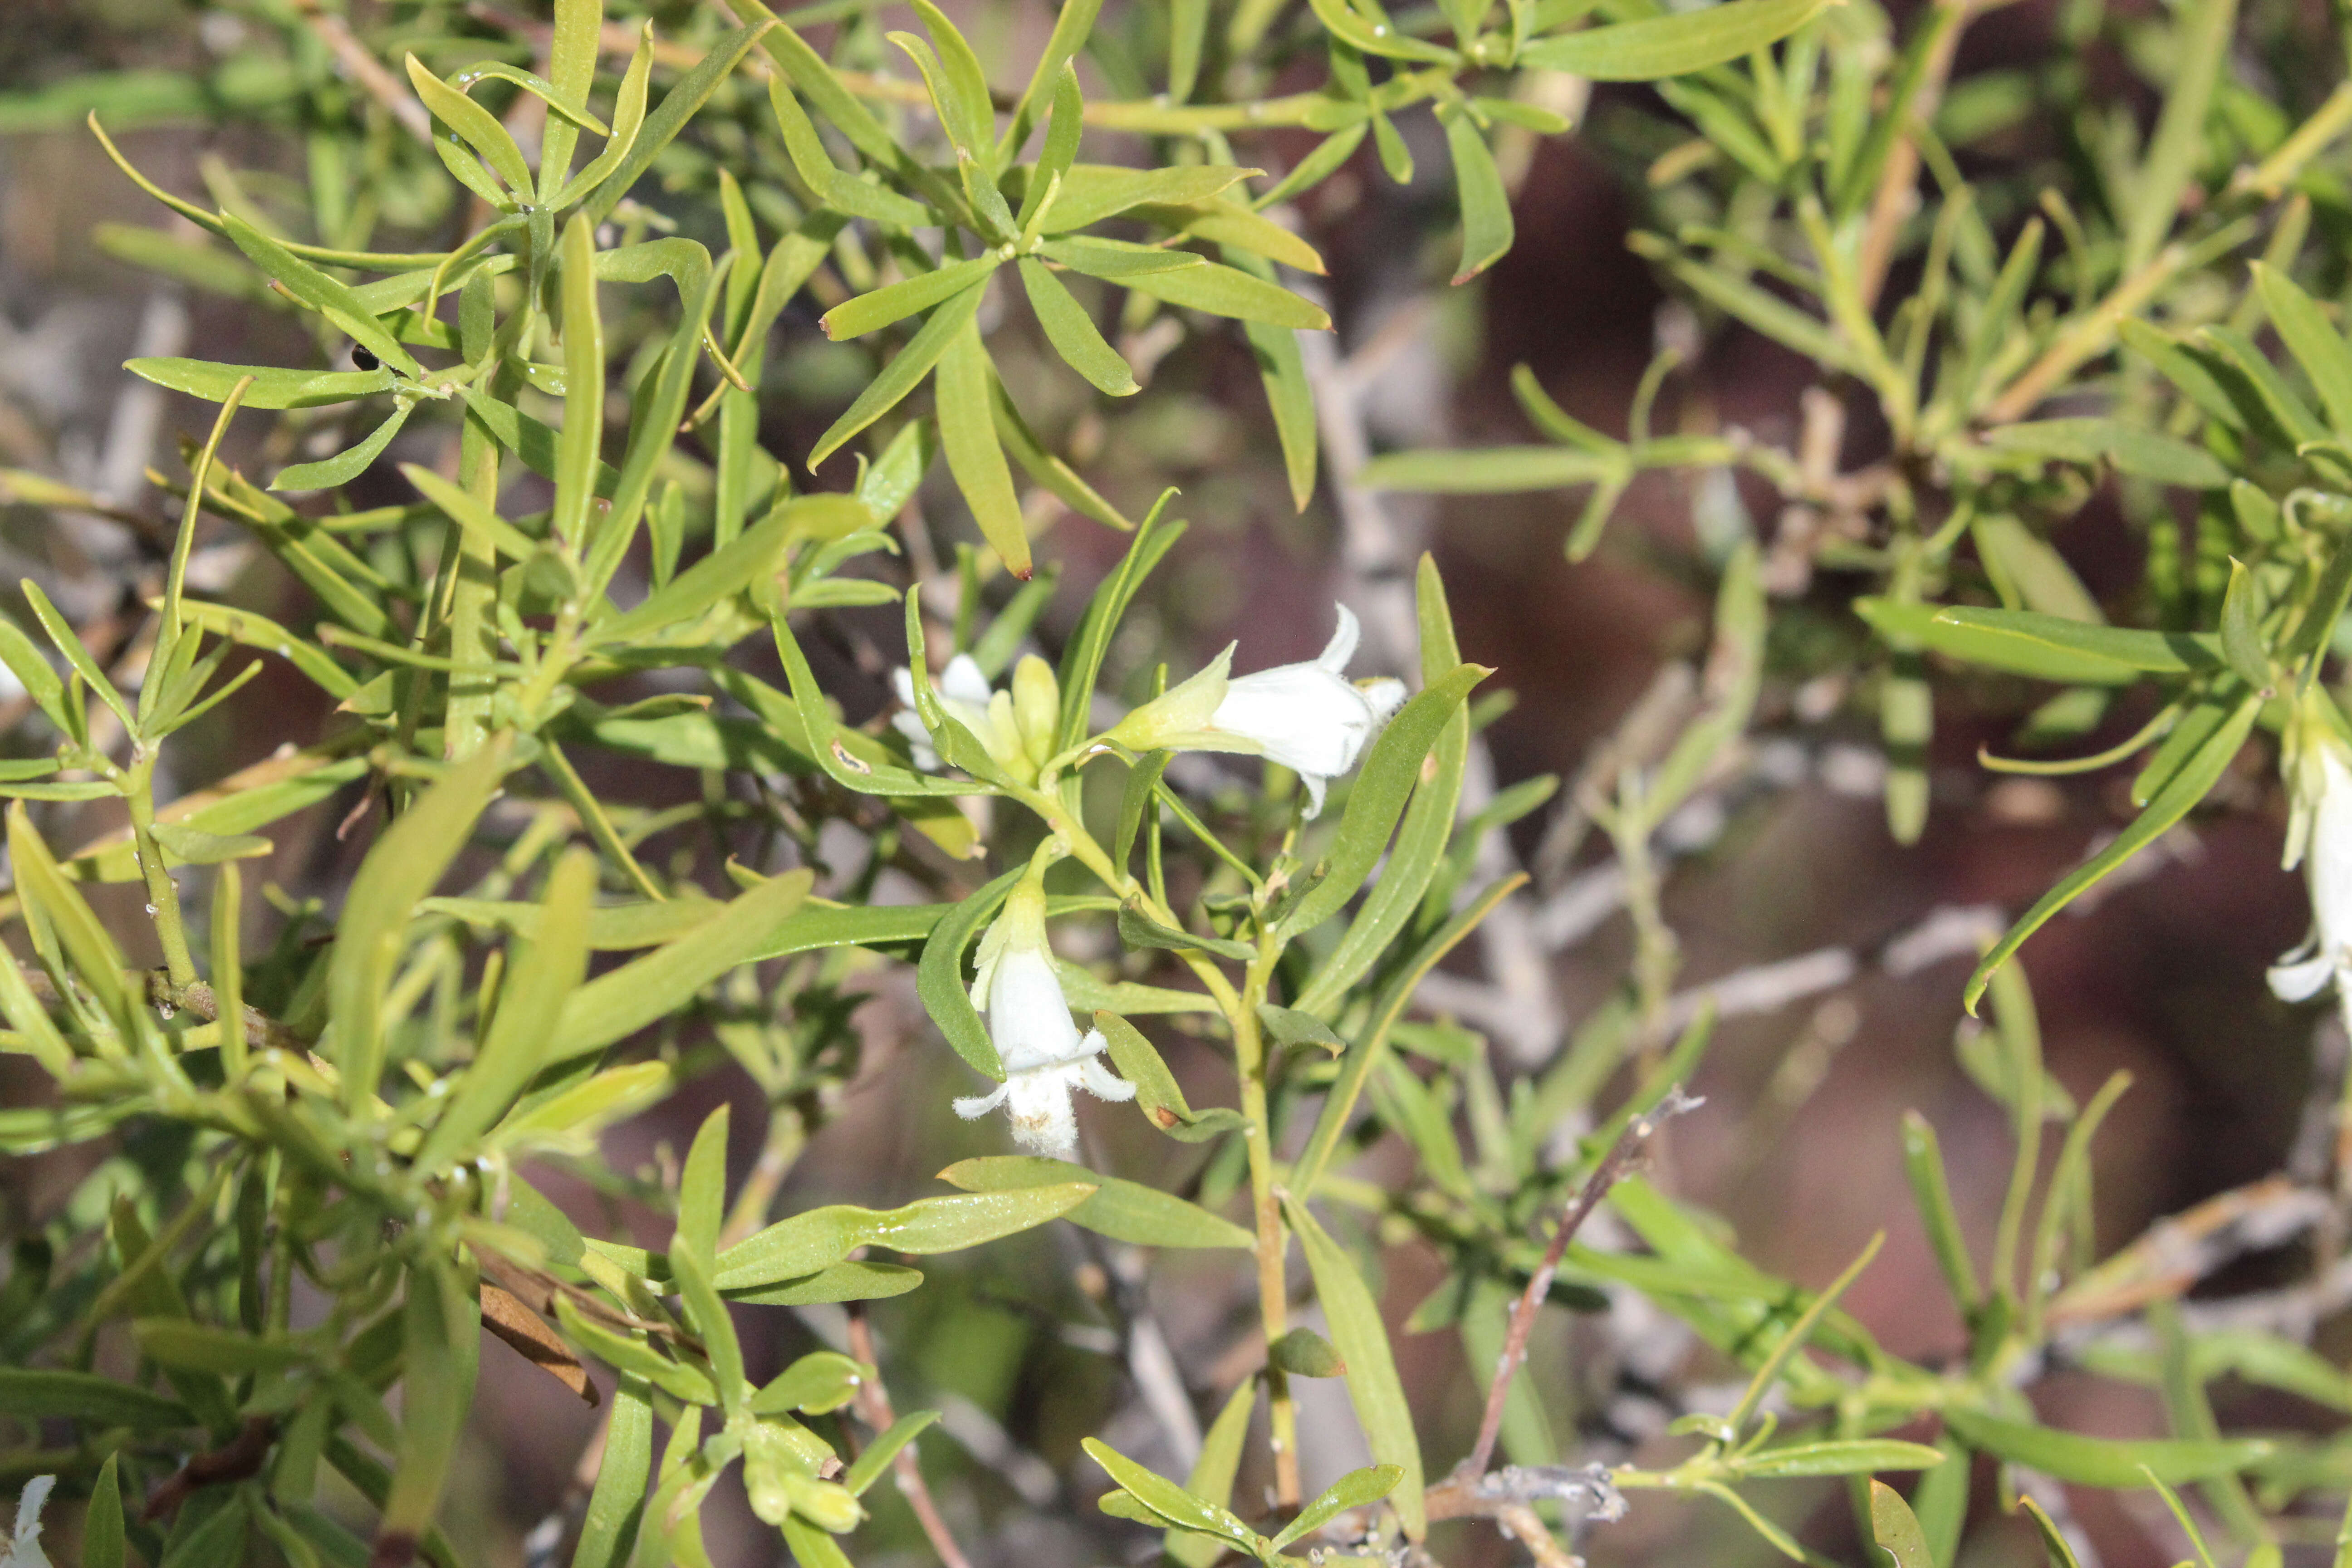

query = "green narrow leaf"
2253;262;2352;433
126;358;392;409
405;55;534;194
2218;559;2269;688
1294;554;1467;1010
1272;1465;1403;1549
1124;259;1332;329
582;20;773;224
328;740;509;1111
1283;1196;1425;1538
936;316;1031;576
809;281;985;468
714;1186;1096;1288
554;213;606;549
1940;1410;2268;1487
269;404;412;493
1440;107;1512;284
572;1380;652;1568
1984;420;2228;489
549;869;813;1061
916;867;1018;1080
906;0;997;161
992;377;1132;528
83;1453;125;1568
539;0;605;197
218;212;416;376
1899;1112;1980;1313
822;256;1002;341
421;850;596;1168
1167;1383;1256;1568
843;1411;942;1496
1964;693;2258;1012
1095;1011;1248;1140
677;1104;730;1261
1117;900;1254;960
1039;237;1210;278
557;25;654;206
938;1154;1253;1247
2119;0;2235;274
382;1258;476;1542
1055;495;1184;745
1018;259;1137;395
1518;0;1832;77
1871;1477;1936;1566
1280;663;1490;936
1002;0;1102;152
1852;598;2220;684
1083;1439;1258;1545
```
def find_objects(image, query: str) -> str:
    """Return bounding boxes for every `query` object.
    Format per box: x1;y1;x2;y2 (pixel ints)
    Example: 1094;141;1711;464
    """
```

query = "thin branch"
1449;1089;1701;1489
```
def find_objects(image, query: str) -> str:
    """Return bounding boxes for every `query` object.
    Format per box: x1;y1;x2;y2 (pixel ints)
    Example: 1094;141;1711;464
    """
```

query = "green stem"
1034;784;1298;1504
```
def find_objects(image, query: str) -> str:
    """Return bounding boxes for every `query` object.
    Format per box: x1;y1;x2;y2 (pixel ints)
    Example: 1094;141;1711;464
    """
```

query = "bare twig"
143;1416;275;1520
1449;1089;1701;1490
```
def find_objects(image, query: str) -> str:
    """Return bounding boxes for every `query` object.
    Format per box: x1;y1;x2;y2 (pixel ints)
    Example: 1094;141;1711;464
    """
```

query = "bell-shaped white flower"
2272;743;2352;1003
2270;689;2352;1003
891;652;1059;784
1104;604;1406;818
951;871;1133;1160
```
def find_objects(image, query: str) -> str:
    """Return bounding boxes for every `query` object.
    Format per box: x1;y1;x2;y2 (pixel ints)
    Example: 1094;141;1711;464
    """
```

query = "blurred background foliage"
11;0;2352;1566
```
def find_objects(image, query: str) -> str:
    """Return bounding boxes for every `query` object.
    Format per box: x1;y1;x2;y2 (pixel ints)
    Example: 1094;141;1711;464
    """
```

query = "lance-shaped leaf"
554;24;654;206
823;255;1001;341
1272;1465;1402;1549
406;55;534;195
1055;497;1185;745
810;280;985;468
1440;106;1513;284
127;359;392;408
917;867;1018;1080
1965;692;2259;1013
1519;0;1833;77
936;316;1031;576
581;20;773;224
1040;236;1208;278
1019;259;1137;395
1094;1012;1248;1140
549;869;813;1061
939;1155;1253;1247
897;0;996;163
1280;663;1490;935
219;212;417;376
1939;1410;2269;1486
1039;164;1262;230
1123;257;1331;329
328;739;510;1111
1083;1439;1260;1547
270;403;412;493
418;849;595;1169
553;213;605;549
1283;1196;1426;1538
714;1185;1096;1288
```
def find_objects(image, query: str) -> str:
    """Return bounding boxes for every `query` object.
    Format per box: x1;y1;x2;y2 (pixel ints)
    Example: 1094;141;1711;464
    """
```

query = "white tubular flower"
891;652;1059;784
2271;690;2352;1003
951;874;1133;1160
1104;605;1406;818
